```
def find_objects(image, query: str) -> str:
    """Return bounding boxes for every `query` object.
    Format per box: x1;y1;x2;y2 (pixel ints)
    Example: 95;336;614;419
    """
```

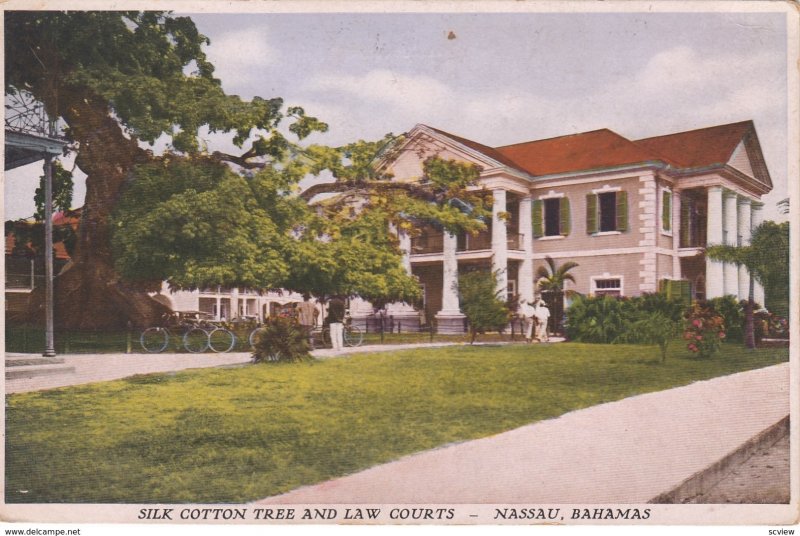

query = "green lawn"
6;342;788;503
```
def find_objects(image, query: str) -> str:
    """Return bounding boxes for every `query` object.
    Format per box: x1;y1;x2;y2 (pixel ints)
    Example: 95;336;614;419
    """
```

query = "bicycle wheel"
248;327;265;348
208;327;236;353
140;327;168;353
183;327;209;353
344;326;363;347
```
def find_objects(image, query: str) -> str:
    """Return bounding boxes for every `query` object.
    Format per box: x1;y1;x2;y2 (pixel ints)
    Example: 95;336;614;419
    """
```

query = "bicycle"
140;311;237;353
140;323;209;353
309;324;364;349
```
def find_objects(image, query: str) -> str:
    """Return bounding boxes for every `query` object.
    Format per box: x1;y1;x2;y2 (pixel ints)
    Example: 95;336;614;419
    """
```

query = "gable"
381;126;501;182
733;130;773;189
727;140;755;177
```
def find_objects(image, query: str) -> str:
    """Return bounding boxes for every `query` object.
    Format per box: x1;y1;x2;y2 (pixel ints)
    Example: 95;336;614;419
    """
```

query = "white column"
705;186;725;299
672;190;681;279
723;191;739;296
491;189;508;296
215;295;222;321
398;230;412;275
231;287;240;319
518;195;534;304
737;197;752;300
436;231;465;333
752;202;766;306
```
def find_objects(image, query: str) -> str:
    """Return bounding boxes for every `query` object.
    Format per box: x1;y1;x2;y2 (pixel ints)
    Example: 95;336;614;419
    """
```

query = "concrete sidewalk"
258;362;790;504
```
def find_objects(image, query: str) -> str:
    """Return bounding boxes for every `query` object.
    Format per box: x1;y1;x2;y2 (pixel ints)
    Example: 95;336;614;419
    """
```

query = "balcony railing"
410;232;444;255
410;230;525;255
507;232;523;251
5;90;64;139
457;231;491;251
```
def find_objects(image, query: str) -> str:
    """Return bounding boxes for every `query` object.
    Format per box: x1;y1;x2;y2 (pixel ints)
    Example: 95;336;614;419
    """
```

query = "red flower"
695;335;703;341
719;332;726;338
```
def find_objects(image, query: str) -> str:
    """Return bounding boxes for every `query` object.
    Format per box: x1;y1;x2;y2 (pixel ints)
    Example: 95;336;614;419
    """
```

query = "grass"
6;341;788;503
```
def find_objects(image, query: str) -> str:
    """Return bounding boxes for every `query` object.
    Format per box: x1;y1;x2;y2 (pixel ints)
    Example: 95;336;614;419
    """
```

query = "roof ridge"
634;120;753;143
494;128;621;150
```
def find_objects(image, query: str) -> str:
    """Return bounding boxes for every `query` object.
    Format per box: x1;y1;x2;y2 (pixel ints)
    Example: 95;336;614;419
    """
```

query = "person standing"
519;299;536;343
534;299;551;342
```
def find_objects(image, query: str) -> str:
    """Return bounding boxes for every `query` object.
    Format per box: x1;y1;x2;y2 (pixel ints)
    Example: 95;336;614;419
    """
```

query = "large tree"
7;11;323;328
6;12;488;329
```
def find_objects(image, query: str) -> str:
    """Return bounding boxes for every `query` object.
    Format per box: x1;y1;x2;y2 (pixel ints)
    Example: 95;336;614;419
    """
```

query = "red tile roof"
634;120;754;169
426;120;761;178
495;129;662;176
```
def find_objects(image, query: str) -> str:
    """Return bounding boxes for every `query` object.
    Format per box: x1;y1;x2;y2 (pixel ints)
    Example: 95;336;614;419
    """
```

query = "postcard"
2;0;797;532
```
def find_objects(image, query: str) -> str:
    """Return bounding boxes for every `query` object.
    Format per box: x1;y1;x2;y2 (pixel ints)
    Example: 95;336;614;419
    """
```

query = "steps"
5;354;76;380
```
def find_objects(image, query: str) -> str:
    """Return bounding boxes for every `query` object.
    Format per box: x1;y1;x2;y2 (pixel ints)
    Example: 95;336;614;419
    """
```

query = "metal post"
43;154;56;357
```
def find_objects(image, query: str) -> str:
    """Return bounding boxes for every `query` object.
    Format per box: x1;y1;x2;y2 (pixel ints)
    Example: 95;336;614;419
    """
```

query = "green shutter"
586;194;598;234
680;200;690;246
532;199;543;238
678;279;691;306
615;191;628;232
662;190;671;231
559;197;571;236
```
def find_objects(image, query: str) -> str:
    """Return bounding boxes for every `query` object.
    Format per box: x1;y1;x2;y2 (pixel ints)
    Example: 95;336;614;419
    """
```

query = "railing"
457;230;491;251
507;232;523;251
680;225;707;248
411;233;444;255
5;90;64;139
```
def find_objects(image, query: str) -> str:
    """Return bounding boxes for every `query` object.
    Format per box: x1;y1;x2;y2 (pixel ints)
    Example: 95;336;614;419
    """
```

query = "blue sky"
4;8;791;221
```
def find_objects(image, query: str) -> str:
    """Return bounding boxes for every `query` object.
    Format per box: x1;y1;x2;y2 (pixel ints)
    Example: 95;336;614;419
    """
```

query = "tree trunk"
13;89;170;330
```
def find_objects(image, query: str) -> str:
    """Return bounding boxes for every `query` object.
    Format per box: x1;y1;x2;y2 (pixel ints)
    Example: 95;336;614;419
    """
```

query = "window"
661;189;672;233
533;197;571;238
586;191;628;234
507;279;517;304
592;277;622;297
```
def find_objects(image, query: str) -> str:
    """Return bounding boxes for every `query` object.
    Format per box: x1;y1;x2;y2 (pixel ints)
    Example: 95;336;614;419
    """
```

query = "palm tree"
535;256;579;295
706;221;788;349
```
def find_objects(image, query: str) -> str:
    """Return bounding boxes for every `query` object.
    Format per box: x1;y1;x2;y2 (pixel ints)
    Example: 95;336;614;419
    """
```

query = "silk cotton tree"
6;12;331;328
706;221;789;349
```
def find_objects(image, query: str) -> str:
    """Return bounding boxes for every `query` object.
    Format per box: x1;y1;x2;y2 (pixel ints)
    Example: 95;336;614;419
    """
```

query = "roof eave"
530;160;669;182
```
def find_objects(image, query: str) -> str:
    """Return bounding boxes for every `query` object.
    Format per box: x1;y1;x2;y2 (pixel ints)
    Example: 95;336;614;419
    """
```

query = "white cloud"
204;28;276;91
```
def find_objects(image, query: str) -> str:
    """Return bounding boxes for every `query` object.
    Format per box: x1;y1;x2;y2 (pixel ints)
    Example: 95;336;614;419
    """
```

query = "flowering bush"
683;303;725;358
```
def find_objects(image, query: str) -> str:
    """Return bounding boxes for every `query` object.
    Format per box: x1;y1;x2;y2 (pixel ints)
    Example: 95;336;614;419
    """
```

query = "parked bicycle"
140;311;236;353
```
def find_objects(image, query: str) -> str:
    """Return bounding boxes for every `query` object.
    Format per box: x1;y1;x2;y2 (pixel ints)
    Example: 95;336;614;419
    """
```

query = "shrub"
252;317;311;363
683;302;725;358
615;312;682;363
706;296;744;342
457;270;509;344
565;295;626;343
566;292;686;345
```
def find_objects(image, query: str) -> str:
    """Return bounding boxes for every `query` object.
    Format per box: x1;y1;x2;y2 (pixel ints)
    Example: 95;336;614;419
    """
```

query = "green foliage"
706;221;789;318
566;293;685;344
112;158;296;289
535;256;579;294
706;296;745;343
683;302;726;358
457;270;509;343
616;312;681;363
34;162;74;221
251;317;311;363
565;295;626;343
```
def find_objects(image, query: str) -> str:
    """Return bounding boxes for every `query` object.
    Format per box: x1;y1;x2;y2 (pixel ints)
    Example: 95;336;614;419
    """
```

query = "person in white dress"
534;299;551;342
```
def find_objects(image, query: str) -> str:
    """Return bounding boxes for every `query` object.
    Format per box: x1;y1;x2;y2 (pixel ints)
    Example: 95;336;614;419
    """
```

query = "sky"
3;8;792;222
